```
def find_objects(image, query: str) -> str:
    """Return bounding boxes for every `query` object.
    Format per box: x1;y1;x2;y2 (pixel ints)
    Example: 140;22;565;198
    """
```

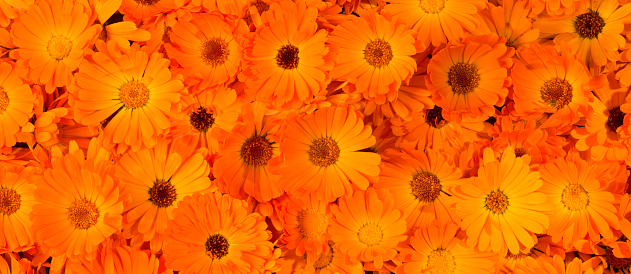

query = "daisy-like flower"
280;107;381;202
513;255;600;274
572;72;631;162
396;220;496;274
375;146;462;229
169;84;245;154
275;242;364;274
511;43;605;129
533;0;631;67
73;41;184;153
382;0;486;47
528;0;589;18
426;34;513;121
119;0;177;20
0;61;35;149
479;0;540;49
0;166;36;253
199;0;249;17
329;188;407;270
165;13;248;90
116;138;212;252
539;153;624;249
242;0;333;108
452;146;549;256
277;193;331;257
328;9;417;104
31;141;126;260
92;0;151;49
213;102;283;202
163;192;276;274
10;0;101;93
70;236;161;274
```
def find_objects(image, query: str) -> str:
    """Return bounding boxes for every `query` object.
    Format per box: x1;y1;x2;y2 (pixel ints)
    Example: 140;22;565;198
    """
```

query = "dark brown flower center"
244;1;271;25
190;107;215;132
448;63;480;95
241;135;273;166
313;245;335;270
514;147;527;157
540;78;573;109
574;10;605;39
201;38;230;67
205;234;230;259
133;0;161;6
0;188;20;215
364;39;393;68
67;199;99;229
276;45;299;70
308;137;340;167
149;180;177;208
607;107;625;133
485;190;508;214
426;106;448;128
410;172;441;203
0;88;8;113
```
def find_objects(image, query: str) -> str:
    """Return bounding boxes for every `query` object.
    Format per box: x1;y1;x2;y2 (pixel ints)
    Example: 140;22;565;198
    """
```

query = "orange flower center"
190;106;215;132
447;63;480;95
485;190;508;214
201;38;230;67
606;247;631;271
205;234;230;259
540;78;573;109
120;81;150;109
357;223;383;246
276;45;300;70
426;106;448;128
420;0;445;13
574;10;605;39
313;245;334;270
241;135;273;166
364;39;393;68
308;137;340;167
0;188;20;215
297;208;328;239
67;199;99;229
426;248;456;274
561;184;589;211
149;180;177;208
410;172;442;203
0;88;9;113
514;147;527;157
607;107;625;133
133;0;161;6
47;36;72;61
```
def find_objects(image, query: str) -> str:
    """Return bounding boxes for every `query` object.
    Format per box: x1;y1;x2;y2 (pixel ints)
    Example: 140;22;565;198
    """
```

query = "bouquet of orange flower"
2;0;631;273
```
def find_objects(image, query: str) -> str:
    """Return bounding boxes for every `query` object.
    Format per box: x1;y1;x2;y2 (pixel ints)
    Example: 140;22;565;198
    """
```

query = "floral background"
1;0;631;273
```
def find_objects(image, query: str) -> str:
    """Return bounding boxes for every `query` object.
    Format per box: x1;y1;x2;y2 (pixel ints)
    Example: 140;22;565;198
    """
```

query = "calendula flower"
0;61;36;149
0;166;36;253
70;236;162;274
119;0;177;20
479;0;539;49
277;193;331;257
92;0;151;49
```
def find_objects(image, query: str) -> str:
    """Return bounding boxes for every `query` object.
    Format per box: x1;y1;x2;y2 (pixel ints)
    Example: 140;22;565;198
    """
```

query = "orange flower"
31;141;126;260
242;0;333;108
274;243;364;274
280;107;381;202
164;192;276;273
382;0;486;47
329;188;407;270
116;138;212;252
375;146;462;229
528;0;588;18
276;194;331;258
70;236;162;274
165;13;247;90
328;9;417;104
93;0;152;49
73;41;184;153
0;61;35;149
119;0;177;20
452;146;549;256
533;0;631;67
11;0;101;93
396;220;496;274
479;0;539;49
0;166;37;253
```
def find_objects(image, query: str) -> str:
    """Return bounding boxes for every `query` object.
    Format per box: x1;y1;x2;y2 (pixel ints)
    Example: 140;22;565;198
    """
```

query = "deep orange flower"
276;193;331;258
479;0;539;49
119;0;177;20
92;0;151;49
70;236;162;274
0;61;35;149
528;0;588;18
274;242;363;274
0;166;36;253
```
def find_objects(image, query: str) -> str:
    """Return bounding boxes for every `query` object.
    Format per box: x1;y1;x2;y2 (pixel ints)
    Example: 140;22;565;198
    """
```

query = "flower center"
200;38;230;67
119;81;150;109
426;106;448;128
410;172;442;203
485;190;509;214
149;180;177;208
276;45;299;70
364;39;393;68
297;208;328;239
313;245;334;270
47;36;72;60
420;0;446;13
205;234;230;259
0;88;9;113
357;223;383;246
540;78;573;109
241;135;273;166
0;188;20;215
514;147;527;157
308;137;340;167
190;106;215;132
244;1;271;25
67;199;99;229
447;63;480;95
607;107;625;133
606;247;631;270
426;248;456;274
574;10;605;39
561;184;589;211
133;0;161;5
506;250;532;260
